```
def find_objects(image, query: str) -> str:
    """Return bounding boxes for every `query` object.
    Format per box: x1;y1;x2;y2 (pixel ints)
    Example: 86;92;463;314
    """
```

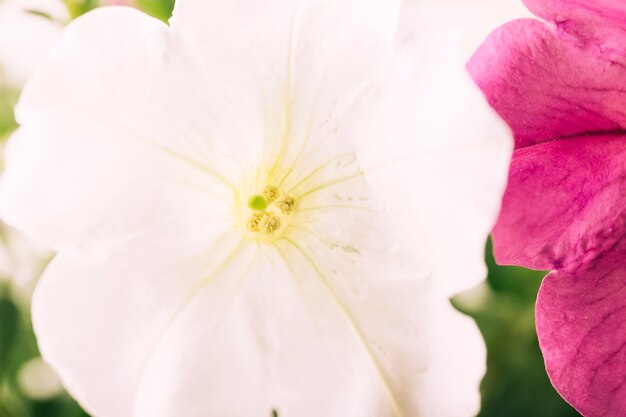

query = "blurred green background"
0;1;582;416
454;241;581;417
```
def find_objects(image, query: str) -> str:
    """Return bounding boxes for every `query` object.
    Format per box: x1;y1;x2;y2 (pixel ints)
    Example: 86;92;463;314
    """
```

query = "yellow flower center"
242;185;296;242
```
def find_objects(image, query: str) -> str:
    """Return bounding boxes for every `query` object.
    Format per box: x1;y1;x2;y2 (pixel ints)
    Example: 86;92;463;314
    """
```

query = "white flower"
400;0;532;64
1;1;512;416
0;223;50;305
17;356;64;400
0;0;67;87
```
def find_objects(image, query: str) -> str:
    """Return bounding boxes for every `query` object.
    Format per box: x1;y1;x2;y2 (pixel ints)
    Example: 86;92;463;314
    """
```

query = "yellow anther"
259;213;281;233
262;185;280;204
246;212;264;232
277;196;296;215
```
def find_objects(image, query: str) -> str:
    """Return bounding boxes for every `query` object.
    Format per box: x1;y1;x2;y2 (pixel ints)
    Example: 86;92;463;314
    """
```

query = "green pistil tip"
247;194;268;211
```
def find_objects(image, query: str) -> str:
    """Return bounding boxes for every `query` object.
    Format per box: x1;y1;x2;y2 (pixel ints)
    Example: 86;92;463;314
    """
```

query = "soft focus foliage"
455;241;581;417
62;0;98;18
0;290;88;417
134;0;173;21
0;89;16;140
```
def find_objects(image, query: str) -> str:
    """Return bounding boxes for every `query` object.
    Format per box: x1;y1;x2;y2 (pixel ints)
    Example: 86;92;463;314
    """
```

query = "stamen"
259;213;281;233
277;197;295;214
263;186;280;204
246;212;264;232
243;185;297;239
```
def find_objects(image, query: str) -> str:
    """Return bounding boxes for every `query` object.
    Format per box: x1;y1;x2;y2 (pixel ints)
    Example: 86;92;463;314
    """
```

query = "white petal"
130;174;481;417
170;0;404;179
2;8;236;250
399;0;532;63
417;300;486;417
13;0;67;20
132;234;427;417
34;152;475;417
0;0;65;87
352;10;515;298
285;168;487;416
33;228;246;417
2;122;230;252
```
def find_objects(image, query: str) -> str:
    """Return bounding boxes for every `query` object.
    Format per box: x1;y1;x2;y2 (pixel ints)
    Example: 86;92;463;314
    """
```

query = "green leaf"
62;0;99;19
135;0;175;22
0;298;19;377
0;89;18;140
30;397;91;417
0;403;15;417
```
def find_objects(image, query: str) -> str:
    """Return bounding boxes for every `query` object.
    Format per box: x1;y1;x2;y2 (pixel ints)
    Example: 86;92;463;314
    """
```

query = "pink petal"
470;4;626;416
492;134;626;270
537;238;626;417
523;0;626;44
467;18;626;149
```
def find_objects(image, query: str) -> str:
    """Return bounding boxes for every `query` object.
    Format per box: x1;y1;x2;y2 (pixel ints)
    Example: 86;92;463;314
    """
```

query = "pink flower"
468;1;626;416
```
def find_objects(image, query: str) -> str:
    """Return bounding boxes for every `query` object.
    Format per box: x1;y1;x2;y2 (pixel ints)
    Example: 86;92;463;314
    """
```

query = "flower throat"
245;185;296;238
